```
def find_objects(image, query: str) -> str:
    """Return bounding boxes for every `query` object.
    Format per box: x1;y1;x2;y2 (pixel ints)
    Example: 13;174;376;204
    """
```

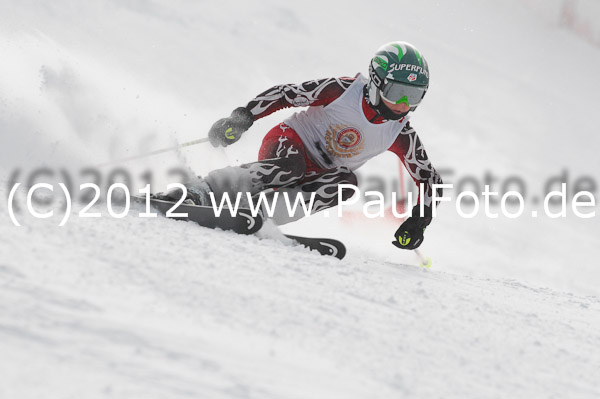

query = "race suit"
204;74;443;224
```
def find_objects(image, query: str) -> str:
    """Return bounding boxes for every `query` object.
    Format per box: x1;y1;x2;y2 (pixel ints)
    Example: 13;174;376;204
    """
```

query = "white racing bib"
285;73;409;170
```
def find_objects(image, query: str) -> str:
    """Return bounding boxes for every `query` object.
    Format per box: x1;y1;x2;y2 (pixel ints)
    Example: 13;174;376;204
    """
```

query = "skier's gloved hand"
208;107;254;147
392;204;432;250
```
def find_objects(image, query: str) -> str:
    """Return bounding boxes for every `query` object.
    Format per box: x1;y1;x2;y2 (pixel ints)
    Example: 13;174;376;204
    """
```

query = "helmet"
365;41;430;120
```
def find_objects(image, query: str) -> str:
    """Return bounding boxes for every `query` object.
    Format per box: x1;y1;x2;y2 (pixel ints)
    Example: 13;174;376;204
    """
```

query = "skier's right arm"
208;77;354;147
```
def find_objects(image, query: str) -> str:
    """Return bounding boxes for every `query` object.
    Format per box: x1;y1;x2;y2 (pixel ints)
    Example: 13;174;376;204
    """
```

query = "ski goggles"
380;80;427;108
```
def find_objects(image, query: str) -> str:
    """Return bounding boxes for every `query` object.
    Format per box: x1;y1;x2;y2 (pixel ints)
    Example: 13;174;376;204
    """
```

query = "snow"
1;0;600;398
2;207;600;398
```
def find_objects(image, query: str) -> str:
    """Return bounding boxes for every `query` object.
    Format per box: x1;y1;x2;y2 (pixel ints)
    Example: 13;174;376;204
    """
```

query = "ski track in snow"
1;201;599;398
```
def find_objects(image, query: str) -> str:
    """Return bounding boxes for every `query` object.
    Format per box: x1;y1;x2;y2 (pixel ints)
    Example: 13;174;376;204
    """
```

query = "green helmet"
366;41;430;119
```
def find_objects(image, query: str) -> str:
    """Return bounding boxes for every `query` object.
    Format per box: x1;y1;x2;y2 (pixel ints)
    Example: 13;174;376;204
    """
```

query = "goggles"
380;80;427;108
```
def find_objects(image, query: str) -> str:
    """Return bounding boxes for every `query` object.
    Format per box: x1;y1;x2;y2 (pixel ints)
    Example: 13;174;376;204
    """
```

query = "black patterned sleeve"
388;122;444;207
245;77;355;120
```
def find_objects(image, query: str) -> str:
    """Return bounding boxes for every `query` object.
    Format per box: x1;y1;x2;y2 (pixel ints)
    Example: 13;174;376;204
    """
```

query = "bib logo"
325;125;364;158
408;73;417;82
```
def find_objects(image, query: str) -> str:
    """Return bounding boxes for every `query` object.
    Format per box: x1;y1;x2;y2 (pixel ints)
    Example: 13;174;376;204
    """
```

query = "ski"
132;196;263;235
131;196;345;259
285;235;346;260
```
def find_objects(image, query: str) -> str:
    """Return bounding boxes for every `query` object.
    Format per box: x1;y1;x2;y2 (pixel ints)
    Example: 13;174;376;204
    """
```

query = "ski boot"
152;176;212;206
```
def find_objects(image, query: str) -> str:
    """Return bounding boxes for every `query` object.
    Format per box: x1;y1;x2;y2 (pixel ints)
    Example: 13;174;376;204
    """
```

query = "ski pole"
414;248;432;268
97;137;210;167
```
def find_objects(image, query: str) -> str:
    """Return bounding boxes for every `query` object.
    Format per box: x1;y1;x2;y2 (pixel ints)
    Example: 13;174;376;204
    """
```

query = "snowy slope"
1;0;600;397
2;202;600;399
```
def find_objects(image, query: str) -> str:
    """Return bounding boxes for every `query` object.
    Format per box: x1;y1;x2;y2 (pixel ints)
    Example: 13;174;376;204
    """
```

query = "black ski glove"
208;107;254;147
392;204;432;250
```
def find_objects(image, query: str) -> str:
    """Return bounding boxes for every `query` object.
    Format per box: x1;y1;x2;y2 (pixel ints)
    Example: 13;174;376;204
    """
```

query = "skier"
156;41;443;250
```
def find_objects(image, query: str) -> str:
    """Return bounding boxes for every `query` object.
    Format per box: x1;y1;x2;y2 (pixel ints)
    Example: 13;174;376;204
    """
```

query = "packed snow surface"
2;209;600;398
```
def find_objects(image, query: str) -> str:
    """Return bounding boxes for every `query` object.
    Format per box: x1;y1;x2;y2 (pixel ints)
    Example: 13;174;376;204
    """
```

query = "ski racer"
156;41;443;250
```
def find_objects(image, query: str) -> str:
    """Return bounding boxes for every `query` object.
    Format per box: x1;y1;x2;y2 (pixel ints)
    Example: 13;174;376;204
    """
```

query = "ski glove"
392;204;433;250
208;107;254;147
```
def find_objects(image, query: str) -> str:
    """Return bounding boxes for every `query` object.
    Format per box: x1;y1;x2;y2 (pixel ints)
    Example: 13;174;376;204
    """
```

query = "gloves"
392;204;432;250
208;107;254;147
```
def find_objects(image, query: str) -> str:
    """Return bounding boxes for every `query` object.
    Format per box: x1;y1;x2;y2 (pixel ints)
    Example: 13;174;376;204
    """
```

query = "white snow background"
0;0;599;398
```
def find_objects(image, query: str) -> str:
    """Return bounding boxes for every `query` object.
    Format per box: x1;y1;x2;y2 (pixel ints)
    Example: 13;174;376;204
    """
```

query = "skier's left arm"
387;122;444;250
